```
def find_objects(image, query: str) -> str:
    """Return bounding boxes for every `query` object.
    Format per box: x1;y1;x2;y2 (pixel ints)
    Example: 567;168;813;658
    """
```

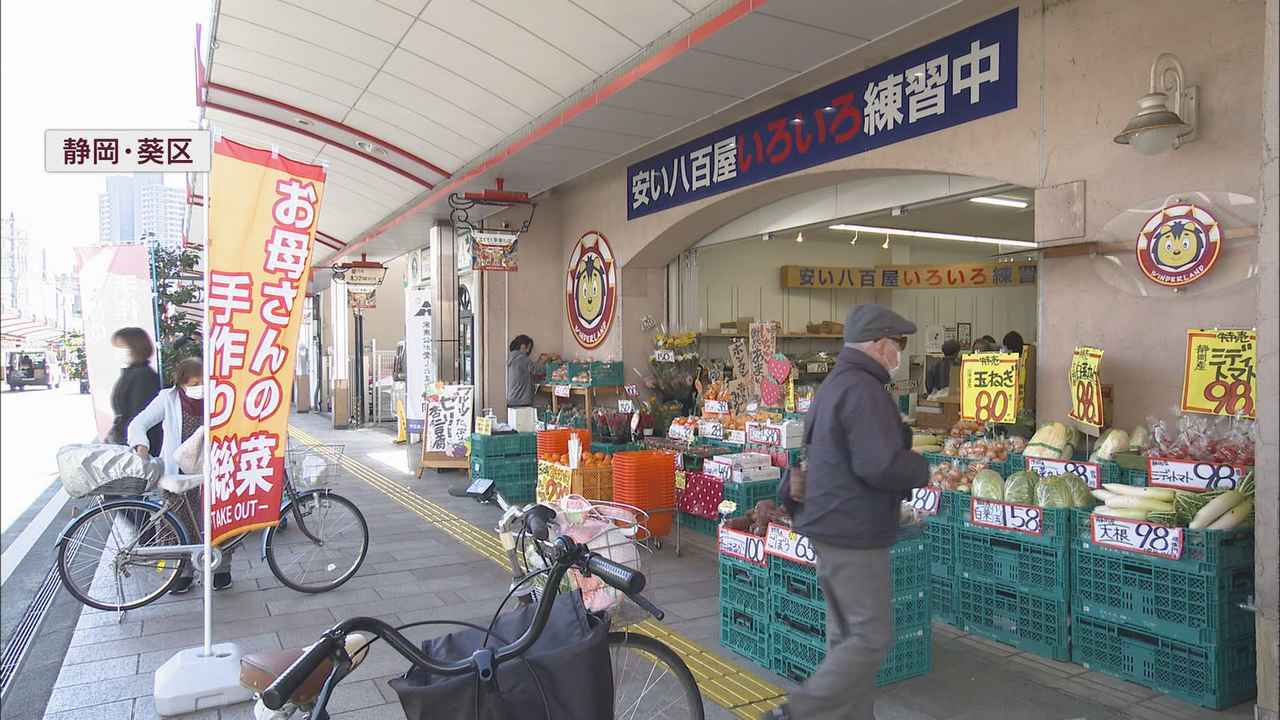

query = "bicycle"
241;482;704;720
55;442;369;612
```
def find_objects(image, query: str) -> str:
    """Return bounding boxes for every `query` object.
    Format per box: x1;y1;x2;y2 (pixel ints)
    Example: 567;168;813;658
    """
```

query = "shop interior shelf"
1070;509;1255;574
1072;544;1256;646
956;576;1071;661
1071;614;1257;710
955;525;1071;600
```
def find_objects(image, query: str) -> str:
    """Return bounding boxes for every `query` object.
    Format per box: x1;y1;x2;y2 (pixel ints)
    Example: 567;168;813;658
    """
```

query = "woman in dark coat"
106;327;161;455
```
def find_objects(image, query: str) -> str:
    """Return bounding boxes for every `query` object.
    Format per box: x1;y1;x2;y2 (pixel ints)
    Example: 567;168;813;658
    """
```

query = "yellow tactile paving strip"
291;427;786;718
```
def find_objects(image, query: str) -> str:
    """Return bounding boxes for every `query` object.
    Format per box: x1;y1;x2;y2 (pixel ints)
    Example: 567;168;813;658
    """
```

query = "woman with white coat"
128;357;232;592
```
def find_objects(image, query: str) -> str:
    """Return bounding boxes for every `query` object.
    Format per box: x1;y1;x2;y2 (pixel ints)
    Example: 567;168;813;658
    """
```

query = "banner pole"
201;128;213;658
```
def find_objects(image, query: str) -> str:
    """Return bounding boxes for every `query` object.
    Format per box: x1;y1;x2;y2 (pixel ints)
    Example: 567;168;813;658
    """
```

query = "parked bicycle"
241;483;704;720
55;442;369;612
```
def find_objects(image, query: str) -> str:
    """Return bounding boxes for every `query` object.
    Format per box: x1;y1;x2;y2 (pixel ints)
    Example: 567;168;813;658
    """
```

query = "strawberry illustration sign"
1135;203;1222;288
566;231;617;349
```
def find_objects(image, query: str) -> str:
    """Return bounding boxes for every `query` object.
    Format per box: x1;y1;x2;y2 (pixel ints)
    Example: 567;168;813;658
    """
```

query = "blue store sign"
626;8;1019;220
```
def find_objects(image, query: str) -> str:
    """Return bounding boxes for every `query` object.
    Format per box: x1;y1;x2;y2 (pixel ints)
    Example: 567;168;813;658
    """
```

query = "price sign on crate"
624;384;639;397
797;396;812;413
703;459;732;482
553;384;571;398
653;349;676;363
765;523;817;565
746;422;782;447
704;400;729;415
698;419;725;441
970;497;1043;535
668;423;696;444
910;487;941;515
674;470;686;491
806;362;828;374
1025;457;1102;489
719;526;766;566
725;429;746;446
1147;457;1247;492
475;416;493;435
1090;513;1184;560
617;399;634;413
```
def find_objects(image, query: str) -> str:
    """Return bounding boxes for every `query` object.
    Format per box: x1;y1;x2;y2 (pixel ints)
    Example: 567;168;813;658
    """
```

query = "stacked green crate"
1070;508;1256;708
719;553;771;667
767;531;931;685
469;432;537;503
954;503;1074;660
924;491;963;626
723;477;780;516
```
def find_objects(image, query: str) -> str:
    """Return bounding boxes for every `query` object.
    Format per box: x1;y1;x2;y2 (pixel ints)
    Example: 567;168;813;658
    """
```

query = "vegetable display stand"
470;454;536;480
1071;614;1257;710
722;478;781;517
469;431;536;459
770;588;929;644
955;525;1071;601
720;554;769;616
924;515;955;578
535;461;613;502
956;576;1071;661
930;574;958;626
958;504;1075;549
720;603;771;668
476;462;536;504
678;512;718;537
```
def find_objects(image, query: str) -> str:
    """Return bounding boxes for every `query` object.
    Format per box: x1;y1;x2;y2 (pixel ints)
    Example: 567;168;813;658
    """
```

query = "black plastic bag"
389;590;612;720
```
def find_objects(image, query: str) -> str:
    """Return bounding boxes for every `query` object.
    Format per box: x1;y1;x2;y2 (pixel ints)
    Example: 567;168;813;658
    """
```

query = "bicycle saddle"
241;633;372;704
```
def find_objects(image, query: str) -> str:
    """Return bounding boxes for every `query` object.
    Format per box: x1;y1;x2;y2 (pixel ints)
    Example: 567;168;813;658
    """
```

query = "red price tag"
1147;456;1246;492
970;497;1043;536
719;526;766;566
1091;513;1184;560
1025;457;1102;490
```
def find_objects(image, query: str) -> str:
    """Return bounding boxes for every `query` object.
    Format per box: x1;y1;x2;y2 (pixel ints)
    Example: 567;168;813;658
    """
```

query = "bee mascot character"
574;255;606;324
1153;220;1204;270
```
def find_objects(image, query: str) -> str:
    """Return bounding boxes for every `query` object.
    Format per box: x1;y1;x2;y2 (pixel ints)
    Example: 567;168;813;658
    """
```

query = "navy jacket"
793;347;928;548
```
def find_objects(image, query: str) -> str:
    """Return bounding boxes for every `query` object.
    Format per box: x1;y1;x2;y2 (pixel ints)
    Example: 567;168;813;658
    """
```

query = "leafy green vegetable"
1065;473;1092;508
1036;474;1074;508
972;469;1005;501
1003;471;1038;505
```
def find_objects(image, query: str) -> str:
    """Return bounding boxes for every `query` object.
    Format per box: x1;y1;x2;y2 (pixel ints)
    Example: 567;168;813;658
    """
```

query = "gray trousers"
788;541;893;720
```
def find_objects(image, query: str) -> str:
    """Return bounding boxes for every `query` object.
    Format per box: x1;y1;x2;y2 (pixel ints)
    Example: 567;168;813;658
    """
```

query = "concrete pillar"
1256;2;1279;718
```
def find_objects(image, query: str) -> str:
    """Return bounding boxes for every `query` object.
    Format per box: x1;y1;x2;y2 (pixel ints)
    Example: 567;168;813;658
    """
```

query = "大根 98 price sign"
1068;346;1104;428
1181;329;1256;419
960;353;1020;424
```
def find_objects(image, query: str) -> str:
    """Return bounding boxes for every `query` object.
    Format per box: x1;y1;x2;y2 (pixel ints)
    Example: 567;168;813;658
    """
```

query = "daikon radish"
1094;507;1149;520
1189;490;1245;530
1104;495;1174;512
1102;484;1176;502
1207;498;1253;530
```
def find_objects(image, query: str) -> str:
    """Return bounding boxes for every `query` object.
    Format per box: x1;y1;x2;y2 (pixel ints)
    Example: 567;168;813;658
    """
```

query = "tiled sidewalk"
44;414;1256;720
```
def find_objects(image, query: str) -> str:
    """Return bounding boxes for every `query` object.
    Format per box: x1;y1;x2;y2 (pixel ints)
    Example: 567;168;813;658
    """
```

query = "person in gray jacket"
506;335;537;409
766;305;929;720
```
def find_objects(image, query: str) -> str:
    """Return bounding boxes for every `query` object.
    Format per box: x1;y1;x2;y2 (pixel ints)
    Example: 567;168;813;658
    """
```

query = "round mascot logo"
1135;203;1222;287
566;231;617;349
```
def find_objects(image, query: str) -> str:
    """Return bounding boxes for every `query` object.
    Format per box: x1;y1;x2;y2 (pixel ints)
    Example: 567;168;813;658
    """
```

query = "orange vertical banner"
207;138;325;545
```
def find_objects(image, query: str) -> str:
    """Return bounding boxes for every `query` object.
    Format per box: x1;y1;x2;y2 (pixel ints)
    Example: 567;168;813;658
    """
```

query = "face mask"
886;343;902;375
118;348;134;366
183;385;205;400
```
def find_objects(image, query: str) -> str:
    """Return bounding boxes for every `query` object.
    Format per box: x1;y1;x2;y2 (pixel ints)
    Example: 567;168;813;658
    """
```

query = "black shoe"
170;576;194;595
759;704;791;720
213;572;233;591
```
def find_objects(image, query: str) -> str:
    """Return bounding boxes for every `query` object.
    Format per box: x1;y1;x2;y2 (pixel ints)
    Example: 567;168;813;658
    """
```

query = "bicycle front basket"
389;590;612;720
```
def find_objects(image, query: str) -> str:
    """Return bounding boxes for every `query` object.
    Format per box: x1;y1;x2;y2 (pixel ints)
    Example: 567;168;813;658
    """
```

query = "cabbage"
1064;473;1093;507
1036;474;1074;508
972;469;1005;501
1003;471;1038;505
1089;429;1129;462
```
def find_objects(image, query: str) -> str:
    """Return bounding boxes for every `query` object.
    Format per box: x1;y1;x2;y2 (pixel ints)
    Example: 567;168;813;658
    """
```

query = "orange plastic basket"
612;451;675;536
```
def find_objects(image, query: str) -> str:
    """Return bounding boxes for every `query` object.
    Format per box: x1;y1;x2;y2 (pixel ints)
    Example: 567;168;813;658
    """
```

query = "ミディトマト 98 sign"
566;231;617;349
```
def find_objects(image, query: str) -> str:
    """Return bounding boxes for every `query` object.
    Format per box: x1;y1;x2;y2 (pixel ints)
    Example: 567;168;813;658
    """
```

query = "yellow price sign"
960;353;1021;424
1181;329;1256;418
475;416;493;435
1067;346;1104;428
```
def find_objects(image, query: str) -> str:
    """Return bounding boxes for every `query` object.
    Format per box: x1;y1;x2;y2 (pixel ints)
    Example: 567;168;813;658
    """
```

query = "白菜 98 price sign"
960;353;1021;424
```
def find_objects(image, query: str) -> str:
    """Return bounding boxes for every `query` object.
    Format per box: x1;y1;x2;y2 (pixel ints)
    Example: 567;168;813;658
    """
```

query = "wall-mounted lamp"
795;231;804;243
1114;52;1198;155
849;231;858;246
882;234;891;250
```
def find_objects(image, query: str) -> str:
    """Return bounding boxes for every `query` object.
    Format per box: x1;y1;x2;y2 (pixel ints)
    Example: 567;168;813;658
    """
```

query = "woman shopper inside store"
127;357;231;592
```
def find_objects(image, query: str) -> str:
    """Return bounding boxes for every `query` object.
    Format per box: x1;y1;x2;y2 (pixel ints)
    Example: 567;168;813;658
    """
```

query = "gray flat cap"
843;304;918;344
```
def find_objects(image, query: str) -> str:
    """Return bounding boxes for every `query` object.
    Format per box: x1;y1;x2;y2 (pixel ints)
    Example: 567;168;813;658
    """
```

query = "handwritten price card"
970;497;1043;535
1182;329;1256;419
475;416;493;435
910;487;941;515
719;526;766;566
1148;457;1247;492
553;384;571;398
765;523;817;565
1091;514;1184;560
1068;346;1105;428
1025;457;1102;490
704;400;729;415
667;423;696;444
960;353;1020;424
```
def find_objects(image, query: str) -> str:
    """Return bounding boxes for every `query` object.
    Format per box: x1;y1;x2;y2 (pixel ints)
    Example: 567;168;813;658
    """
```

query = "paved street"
1;385;94;533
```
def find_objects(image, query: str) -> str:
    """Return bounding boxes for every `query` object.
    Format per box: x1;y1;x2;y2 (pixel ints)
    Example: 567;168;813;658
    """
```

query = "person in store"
972;335;999;352
925;339;961;395
506;334;537;410
1002;330;1025;355
127;357;232;593
106;327;161;451
767;305;929;720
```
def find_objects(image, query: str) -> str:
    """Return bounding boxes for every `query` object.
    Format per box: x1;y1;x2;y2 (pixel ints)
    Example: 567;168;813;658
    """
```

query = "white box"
733;465;781;483
509;407;538;433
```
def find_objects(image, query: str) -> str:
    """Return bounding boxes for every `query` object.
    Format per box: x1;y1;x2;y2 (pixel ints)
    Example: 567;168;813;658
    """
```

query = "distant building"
140;183;187;249
98;174;182;247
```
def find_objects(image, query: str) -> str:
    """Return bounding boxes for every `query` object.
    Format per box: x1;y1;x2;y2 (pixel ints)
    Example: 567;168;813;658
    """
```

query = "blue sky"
1;0;207;272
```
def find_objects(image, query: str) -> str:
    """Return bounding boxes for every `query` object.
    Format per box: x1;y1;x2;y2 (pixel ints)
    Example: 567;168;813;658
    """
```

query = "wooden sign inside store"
781;262;1038;290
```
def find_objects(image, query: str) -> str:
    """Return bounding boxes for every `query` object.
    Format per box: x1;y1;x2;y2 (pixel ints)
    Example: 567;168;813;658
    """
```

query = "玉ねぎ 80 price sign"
960;353;1021;424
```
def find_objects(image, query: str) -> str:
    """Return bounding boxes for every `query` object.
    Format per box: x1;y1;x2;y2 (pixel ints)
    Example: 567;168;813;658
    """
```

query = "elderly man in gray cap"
765;304;929;720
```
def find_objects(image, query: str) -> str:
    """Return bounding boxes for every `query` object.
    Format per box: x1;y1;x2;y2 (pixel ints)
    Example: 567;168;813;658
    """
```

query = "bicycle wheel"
56;500;189;611
265;490;368;593
608;631;704;720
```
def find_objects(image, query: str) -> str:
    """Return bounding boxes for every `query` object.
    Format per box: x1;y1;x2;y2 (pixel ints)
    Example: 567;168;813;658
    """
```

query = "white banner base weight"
153;642;253;716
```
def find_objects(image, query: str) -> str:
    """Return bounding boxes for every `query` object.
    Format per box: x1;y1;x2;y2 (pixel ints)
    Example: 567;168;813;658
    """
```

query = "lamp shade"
1114;92;1191;153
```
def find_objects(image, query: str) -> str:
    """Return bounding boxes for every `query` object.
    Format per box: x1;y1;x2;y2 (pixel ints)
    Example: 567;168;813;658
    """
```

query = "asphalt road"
2;385;95;533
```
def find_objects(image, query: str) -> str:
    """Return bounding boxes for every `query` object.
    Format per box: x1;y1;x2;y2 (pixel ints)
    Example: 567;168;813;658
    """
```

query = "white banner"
426;383;473;456
404;284;433;433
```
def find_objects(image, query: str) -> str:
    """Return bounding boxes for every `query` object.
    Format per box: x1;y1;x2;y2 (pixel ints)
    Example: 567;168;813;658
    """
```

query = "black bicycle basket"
389;590;612;719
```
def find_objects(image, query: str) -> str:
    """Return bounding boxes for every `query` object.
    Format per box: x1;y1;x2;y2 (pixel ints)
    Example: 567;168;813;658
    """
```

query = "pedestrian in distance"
972;334;999;352
1001;330;1025;355
925;338;961;395
766;304;930;720
127;357;232;593
107;327;161;452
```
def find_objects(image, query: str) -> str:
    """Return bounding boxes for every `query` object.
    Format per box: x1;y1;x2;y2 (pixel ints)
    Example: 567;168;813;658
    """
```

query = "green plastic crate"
678;512;718;537
769;556;821;604
938;490;969;525
1071;509;1255;574
494;476;535;504
470;432;536;459
924;517;955;577
956;576;1071;661
723;478;780;516
720;604;770;668
1071;614;1257;710
930;574;958;626
924;451;1014;477
958;503;1074;549
720;554;769;615
590;441;644;454
1072;544;1255;645
470;454;536;479
770;589;929;643
589;361;624;387
769;623;932;687
955;525;1071;600
769;534;928;603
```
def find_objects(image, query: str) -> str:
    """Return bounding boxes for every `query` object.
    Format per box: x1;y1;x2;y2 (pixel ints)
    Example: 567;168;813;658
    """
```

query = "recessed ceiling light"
829;223;1037;248
355;139;376;152
822;106;835;113
969;196;1028;209
795;231;804;243
790;116;803;125
293;117;313;127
